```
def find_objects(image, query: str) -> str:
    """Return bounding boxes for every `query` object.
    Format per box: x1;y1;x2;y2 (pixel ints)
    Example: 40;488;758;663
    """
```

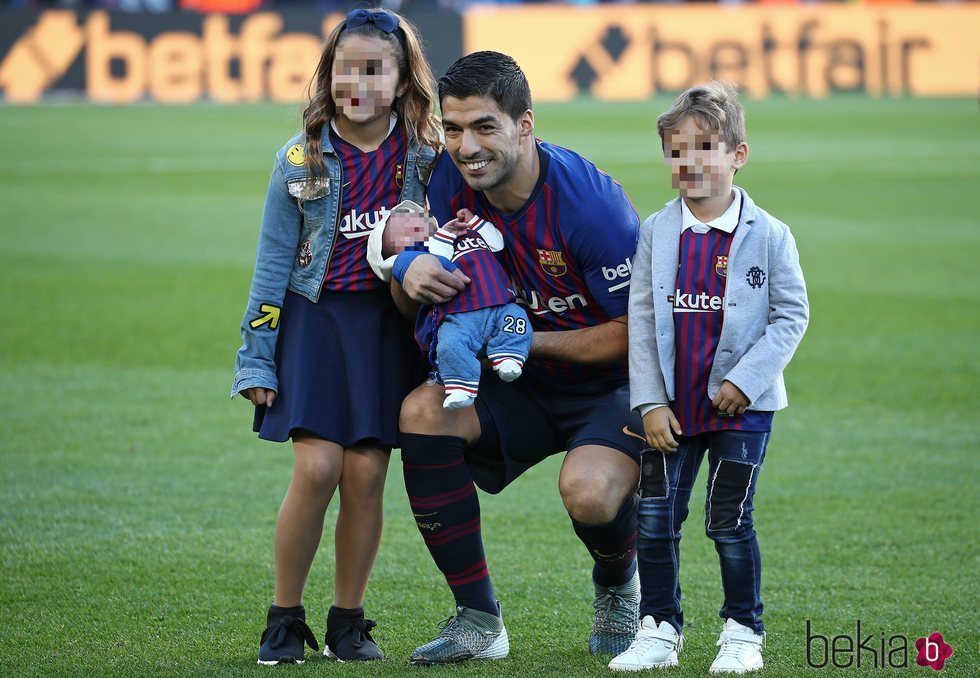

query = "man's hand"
402;253;470;305
242;387;276;408
642;406;682;452
712;380;750;416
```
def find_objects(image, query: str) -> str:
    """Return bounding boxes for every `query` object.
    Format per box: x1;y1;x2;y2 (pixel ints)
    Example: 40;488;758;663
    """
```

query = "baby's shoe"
493;358;523;382
443;390;477;409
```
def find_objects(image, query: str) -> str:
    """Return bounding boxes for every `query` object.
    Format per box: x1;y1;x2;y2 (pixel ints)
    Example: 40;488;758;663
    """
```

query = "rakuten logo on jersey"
339;207;390;239
512;285;589;316
670;289;725;313
602;257;632;292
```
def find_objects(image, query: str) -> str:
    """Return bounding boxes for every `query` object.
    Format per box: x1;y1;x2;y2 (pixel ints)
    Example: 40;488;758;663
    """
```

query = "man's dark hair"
438;51;532;121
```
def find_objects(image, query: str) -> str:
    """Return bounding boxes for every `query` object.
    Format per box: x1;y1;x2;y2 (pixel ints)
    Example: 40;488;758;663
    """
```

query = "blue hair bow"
345;9;400;34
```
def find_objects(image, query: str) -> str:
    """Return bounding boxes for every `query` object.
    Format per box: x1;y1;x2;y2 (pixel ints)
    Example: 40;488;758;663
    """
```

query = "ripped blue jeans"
637;430;770;635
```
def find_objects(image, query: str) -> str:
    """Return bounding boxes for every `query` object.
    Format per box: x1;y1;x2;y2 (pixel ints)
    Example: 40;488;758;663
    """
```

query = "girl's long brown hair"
302;11;441;178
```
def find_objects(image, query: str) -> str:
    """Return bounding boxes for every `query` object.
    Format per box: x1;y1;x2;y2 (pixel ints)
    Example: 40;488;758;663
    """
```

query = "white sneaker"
493;358;522;382
608;616;682;671
709;619;764;674
443;391;476;409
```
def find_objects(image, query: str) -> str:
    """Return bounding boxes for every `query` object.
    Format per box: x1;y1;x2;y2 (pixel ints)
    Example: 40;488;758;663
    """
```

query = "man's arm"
390;277;420;321
530;314;628;364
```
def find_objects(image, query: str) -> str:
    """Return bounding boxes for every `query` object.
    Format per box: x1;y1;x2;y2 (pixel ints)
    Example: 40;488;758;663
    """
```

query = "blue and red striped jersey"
427;141;639;384
322;122;408;291
438;229;514;316
414;229;516;355
672;227;773;435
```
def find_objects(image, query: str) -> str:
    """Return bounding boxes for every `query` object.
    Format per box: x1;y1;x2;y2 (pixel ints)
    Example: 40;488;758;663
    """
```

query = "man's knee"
399;384;482;442
399;385;447;434
560;449;638;524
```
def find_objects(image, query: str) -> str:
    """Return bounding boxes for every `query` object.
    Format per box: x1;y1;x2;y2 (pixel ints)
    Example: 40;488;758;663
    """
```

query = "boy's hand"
441;208;479;237
712;380;749;416
642;406;682;452
242;387;276;408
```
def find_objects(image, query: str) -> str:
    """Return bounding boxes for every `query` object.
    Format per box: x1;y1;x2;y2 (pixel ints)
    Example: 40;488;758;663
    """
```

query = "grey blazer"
628;187;809;414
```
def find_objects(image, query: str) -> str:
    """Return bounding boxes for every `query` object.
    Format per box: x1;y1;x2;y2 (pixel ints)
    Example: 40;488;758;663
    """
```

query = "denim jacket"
231;125;438;397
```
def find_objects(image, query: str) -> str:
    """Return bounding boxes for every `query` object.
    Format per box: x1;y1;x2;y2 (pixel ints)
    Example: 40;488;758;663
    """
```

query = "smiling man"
386;51;646;665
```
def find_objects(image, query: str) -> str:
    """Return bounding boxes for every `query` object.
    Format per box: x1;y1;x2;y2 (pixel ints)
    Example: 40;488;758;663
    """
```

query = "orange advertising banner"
463;6;979;99
0;9;464;104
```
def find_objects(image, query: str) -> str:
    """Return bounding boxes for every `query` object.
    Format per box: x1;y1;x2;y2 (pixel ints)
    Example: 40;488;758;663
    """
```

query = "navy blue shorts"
466;370;645;494
254;289;425;447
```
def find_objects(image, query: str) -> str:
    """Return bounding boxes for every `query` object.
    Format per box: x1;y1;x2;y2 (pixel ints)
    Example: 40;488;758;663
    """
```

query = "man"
388;51;644;665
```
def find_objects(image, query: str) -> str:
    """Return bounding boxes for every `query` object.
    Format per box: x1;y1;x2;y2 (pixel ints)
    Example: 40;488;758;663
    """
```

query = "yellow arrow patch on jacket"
249;304;281;330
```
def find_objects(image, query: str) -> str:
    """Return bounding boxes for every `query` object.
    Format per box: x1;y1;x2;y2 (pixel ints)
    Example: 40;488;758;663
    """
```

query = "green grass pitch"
0;96;977;676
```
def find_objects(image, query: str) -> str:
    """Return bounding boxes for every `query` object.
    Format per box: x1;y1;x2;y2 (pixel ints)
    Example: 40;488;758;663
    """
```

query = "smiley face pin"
286;144;306;167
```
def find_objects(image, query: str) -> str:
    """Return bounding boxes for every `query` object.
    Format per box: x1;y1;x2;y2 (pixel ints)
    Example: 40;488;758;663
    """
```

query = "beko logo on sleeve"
602;257;632;292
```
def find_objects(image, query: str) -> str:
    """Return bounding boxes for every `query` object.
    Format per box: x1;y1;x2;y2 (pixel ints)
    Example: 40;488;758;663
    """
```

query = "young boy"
611;81;808;674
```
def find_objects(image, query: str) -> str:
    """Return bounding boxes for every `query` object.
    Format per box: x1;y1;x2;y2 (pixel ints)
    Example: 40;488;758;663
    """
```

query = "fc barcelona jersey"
427;141;639;384
414;229;517;356
323;122;408;291
673;226;773;435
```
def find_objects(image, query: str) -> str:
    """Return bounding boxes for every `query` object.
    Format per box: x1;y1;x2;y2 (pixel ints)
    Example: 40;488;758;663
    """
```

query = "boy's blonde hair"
657;81;746;150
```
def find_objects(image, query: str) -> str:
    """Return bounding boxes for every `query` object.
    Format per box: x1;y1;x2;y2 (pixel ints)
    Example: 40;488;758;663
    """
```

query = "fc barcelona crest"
395;163;404;188
537;249;567;277
715;255;728;278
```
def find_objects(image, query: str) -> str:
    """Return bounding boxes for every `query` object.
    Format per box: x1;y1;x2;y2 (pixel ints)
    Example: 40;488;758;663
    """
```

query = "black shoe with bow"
257;604;320;665
323;605;384;661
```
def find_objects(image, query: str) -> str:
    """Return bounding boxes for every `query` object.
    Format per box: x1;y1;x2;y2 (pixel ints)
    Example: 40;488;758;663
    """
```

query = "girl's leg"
274;434;344;607
322;445;391;662
333;444;391;607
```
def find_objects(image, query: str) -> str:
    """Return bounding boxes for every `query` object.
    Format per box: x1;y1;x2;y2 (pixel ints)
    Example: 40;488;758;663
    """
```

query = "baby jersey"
415;228;516;357
426;141;639;384
322;122;407;291
432;228;514;316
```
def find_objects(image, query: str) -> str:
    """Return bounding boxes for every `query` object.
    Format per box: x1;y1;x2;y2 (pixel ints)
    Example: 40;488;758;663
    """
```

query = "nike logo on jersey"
340;206;390;239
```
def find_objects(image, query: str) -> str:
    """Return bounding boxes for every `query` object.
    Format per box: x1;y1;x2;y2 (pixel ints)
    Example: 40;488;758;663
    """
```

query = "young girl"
230;8;441;665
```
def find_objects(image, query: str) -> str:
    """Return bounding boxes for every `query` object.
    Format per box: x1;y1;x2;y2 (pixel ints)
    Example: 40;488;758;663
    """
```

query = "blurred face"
382;210;437;257
441;95;527;193
663;115;746;199
331;34;403;125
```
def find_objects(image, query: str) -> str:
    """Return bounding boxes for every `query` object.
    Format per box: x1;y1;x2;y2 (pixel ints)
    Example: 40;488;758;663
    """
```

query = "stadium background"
1;1;977;675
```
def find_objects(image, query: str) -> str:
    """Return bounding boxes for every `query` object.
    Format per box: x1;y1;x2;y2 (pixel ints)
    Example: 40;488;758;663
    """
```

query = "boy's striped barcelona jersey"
672;227;773;435
426;141;640;384
322;122;408;292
